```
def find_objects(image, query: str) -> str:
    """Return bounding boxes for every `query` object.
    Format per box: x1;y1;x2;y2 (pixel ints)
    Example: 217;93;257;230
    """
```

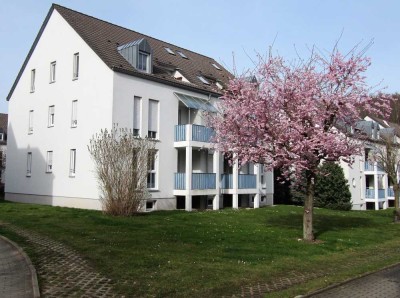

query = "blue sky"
1;0;399;113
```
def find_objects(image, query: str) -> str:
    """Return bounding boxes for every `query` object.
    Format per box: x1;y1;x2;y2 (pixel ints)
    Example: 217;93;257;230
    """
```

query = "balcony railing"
221;174;256;189
364;162;374;171
365;188;375;199
174;125;186;142
378;189;386;199
192;125;214;142
388;188;394;197
377;163;384;172
174;173;185;190
221;174;233;189
238;174;257;189
192;173;216;189
174;124;214;142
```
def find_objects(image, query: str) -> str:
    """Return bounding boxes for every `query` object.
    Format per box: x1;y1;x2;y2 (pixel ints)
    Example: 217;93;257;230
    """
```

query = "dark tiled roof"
8;4;233;101
55;4;232;96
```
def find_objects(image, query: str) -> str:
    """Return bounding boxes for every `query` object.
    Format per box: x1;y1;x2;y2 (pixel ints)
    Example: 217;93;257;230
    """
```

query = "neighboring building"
6;4;274;211
0;113;7;184
341;116;400;210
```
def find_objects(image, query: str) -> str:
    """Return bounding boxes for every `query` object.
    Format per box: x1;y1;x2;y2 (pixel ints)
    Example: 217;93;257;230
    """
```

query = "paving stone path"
1;223;122;297
232;247;400;298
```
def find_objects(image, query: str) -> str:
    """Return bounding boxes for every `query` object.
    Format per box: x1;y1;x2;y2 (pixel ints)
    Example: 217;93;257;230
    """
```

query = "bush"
314;162;352;211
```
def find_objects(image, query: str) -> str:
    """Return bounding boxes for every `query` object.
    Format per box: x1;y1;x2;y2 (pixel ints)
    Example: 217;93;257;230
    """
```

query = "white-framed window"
30;69;35;92
26;152;32;177
148;99;159;139
48;105;55;127
138;51;149;72
46;151;53;173
73;53;79;79
50;61;56;83
28;110;34;134
147;150;157;189
71;100;78;127
133;96;141;136
0;133;3;141
69;149;76;177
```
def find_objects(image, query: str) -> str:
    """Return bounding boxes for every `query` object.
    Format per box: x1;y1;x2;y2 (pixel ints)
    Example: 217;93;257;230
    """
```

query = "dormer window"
216;82;223;90
138;51;149;72
197;76;210;85
118;38;152;74
164;47;175;55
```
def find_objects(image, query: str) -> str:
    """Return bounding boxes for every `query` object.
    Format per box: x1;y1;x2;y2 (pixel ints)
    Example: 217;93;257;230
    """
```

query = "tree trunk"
303;171;315;241
394;184;400;222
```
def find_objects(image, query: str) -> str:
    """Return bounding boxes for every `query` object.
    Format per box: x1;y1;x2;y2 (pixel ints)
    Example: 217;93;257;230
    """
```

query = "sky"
1;0;399;114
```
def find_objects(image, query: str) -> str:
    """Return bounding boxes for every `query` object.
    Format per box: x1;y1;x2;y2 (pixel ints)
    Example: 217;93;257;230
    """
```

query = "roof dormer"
118;38;153;73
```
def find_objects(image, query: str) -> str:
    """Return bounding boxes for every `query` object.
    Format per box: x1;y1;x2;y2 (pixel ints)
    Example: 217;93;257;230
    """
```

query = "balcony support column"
185;146;192;211
233;158;239;209
213;150;220;210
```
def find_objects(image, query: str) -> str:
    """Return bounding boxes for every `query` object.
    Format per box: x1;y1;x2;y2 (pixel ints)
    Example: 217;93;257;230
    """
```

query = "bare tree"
88;126;156;216
372;130;400;221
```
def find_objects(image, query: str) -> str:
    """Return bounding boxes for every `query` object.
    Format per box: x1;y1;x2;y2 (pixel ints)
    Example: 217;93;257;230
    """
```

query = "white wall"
6;10;114;209
341;156;364;210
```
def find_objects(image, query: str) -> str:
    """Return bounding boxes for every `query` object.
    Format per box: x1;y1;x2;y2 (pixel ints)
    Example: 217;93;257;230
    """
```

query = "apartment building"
341;116;400;210
6;4;274;211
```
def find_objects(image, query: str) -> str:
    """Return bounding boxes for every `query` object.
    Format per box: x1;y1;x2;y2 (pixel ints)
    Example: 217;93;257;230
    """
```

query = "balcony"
174;173;216;190
365;189;374;199
192;173;216;190
221;174;256;189
365;189;387;199
174;124;215;143
364;162;374;171
388;188;394;197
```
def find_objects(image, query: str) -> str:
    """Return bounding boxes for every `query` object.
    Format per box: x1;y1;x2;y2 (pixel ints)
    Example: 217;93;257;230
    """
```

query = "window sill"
72;77;78;81
69;174;76;178
148;189;159;192
28;131;33;135
30;90;35;94
49;81;56;84
26;174;31;177
71;125;77;129
45;171;53;174
48;125;54;128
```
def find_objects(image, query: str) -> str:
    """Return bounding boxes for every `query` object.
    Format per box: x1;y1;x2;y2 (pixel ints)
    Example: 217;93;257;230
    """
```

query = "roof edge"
112;67;223;98
7;5;56;101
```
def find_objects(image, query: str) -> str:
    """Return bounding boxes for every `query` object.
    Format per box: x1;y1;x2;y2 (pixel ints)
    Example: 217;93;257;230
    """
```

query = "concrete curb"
0;235;41;298
302;261;400;297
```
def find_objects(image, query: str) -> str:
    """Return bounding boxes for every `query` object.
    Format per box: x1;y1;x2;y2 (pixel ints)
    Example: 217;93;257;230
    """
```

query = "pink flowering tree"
210;49;391;241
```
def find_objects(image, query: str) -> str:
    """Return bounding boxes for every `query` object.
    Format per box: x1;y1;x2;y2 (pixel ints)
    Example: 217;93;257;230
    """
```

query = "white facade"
341;117;399;210
6;7;274;211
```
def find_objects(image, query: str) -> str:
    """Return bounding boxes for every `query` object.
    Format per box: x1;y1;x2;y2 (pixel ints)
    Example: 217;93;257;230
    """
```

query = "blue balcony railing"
365;189;375;199
388;188;395;197
174;124;215;142
364;162;374;171
221;174;233;189
174;173;185;190
174;125;186;142
192;173;216;190
239;174;257;189
377;163;384;172
192;125;215;142
378;189;386;199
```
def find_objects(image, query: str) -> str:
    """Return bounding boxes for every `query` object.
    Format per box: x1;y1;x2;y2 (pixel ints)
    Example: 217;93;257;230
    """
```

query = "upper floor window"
71;100;78;127
48;105;55;127
138;51;149;72
148;99;159;139
46;151;53;173
73;53;79;80
133;96;141;137
197;76;210;85
50;61;56;83
28;110;34;134
30;69;35;92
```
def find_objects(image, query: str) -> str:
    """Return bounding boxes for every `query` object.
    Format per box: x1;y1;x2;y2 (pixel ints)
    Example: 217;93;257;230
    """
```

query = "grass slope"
0;201;399;297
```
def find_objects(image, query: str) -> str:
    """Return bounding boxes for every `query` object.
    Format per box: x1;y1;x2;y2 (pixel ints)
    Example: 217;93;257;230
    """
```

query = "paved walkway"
0;235;39;298
308;263;400;298
1;224;121;297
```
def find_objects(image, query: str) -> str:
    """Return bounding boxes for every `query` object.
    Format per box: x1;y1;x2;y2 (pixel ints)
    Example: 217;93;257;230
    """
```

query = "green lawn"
0;201;399;297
